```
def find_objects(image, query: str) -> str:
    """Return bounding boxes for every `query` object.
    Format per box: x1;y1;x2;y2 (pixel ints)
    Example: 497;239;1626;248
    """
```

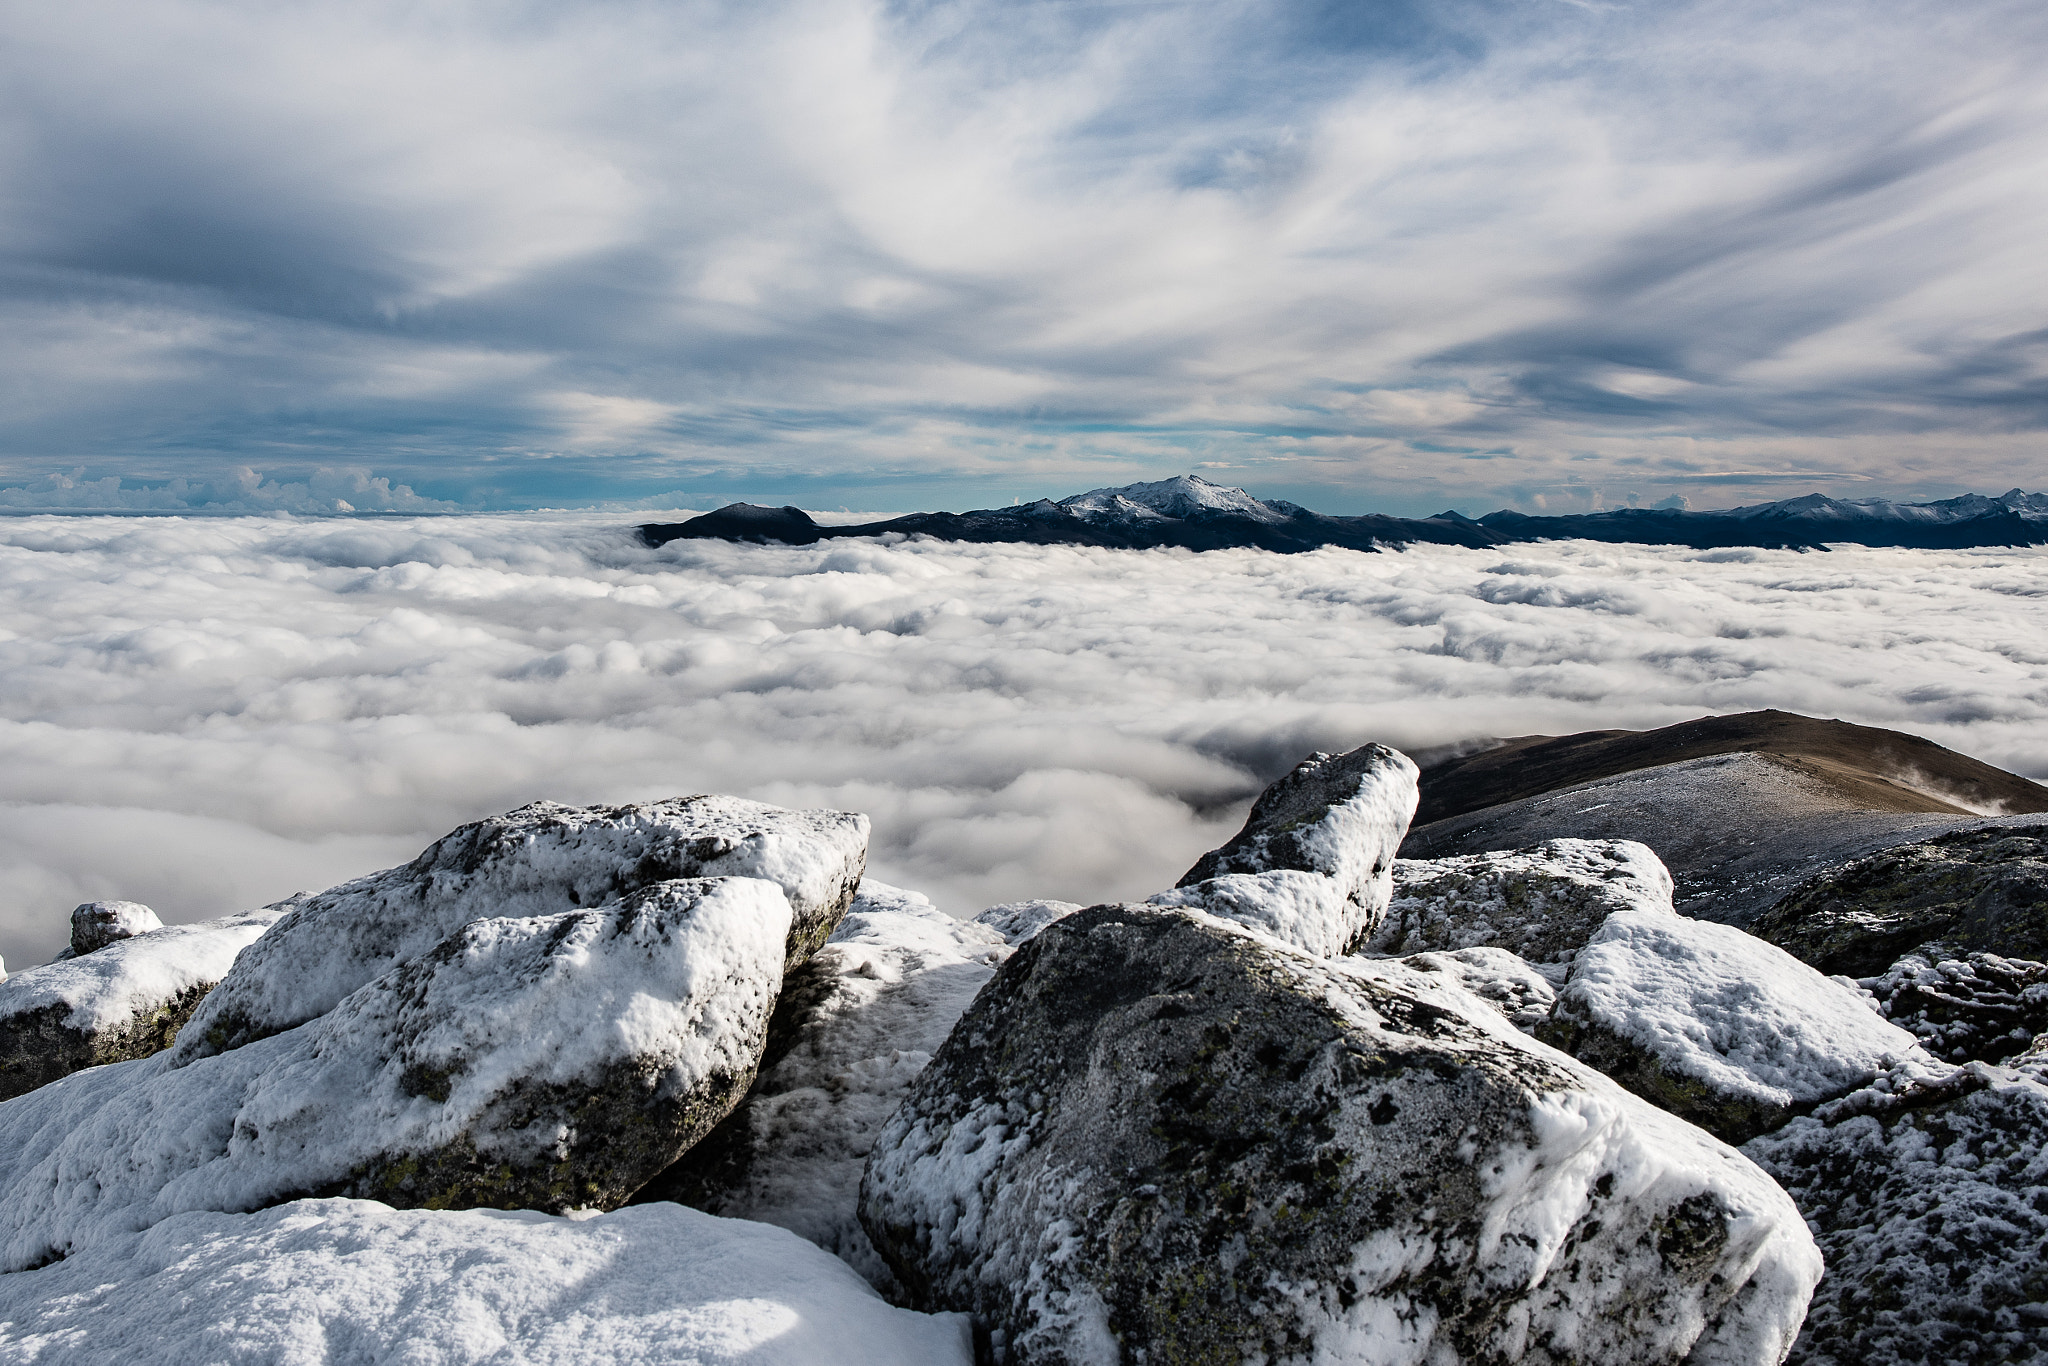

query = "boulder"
1541;910;1934;1143
637;881;1011;1291
170;796;868;1063
1861;949;2048;1065
0;906;289;1102
1367;838;1676;963
975;898;1084;946
0;1197;973;1366
1152;744;1420;956
0;876;791;1271
860;904;1820;1366
65;900;164;957
1742;1063;2048;1365
1752;825;2048;976
1400;946;1558;1034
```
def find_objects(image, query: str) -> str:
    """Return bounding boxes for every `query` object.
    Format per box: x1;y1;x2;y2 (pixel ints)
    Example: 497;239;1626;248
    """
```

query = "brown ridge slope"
1414;709;2048;828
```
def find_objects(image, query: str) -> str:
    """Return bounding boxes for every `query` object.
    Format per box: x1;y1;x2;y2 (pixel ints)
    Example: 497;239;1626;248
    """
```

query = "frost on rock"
1401;947;1559;1034
1753;826;2048;977
1860;949;2048;1066
0;906;289;1102
860;904;1819;1366
0;1197;973;1366
636;881;1011;1292
1155;743;1420;957
1742;1064;2048;1366
1368;838;1677;964
65;900;164;957
171;796;868;1062
0;876;791;1271
1542;909;1935;1143
975;898;1084;945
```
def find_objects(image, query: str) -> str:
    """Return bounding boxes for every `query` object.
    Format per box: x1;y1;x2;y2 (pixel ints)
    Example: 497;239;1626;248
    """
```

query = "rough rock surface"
1542;909;1933;1143
1753;826;2048;976
1367;838;1675;964
0;906;288;1102
0;1197;973;1366
1743;1064;2048;1365
1861;950;2048;1066
1399;947;1559;1034
0;876;791;1270
1152;743;1420;956
64;900;164;957
634;881;1011;1291
171;796;868;1062
861;904;1820;1366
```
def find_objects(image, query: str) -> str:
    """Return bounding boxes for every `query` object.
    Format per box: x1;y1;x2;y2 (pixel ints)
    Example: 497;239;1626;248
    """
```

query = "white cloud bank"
1;515;2044;966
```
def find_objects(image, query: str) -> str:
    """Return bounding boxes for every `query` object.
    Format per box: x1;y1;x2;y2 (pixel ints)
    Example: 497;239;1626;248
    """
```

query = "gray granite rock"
170;796;868;1063
66;901;163;957
1753;826;2048;977
861;904;1820;1365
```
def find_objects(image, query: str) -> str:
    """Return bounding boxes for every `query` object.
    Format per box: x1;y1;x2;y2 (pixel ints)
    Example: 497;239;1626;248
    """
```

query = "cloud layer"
2;514;2044;966
0;0;2045;512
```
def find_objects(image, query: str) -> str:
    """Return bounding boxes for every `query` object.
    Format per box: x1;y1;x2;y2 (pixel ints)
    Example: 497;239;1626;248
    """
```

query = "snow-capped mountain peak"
1058;475;1290;525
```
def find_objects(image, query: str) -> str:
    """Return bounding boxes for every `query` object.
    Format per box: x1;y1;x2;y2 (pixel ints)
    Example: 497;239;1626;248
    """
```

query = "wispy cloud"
0;0;2044;512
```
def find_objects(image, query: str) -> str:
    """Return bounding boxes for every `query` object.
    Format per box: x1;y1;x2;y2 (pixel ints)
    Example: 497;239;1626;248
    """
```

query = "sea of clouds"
2;514;2044;967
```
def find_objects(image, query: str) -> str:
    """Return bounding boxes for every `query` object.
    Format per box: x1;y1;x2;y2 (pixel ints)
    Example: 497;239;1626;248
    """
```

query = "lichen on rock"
1753;826;2048;977
860;903;1820;1365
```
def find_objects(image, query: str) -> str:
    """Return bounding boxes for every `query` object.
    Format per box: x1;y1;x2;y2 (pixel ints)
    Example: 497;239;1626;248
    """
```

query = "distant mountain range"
640;476;2048;553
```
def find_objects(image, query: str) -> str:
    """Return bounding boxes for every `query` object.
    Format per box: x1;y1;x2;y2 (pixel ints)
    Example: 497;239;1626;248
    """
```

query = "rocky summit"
1;717;2046;1361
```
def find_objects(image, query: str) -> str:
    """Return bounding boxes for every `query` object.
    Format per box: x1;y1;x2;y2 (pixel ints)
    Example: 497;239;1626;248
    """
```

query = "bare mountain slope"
1401;712;2048;925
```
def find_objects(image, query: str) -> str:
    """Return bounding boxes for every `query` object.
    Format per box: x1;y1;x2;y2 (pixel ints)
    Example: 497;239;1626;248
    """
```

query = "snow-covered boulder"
1401;946;1559;1034
1368;838;1676;963
0;1197;971;1365
638;881;1010;1291
975;897;1083;945
1753;825;2048;977
860;904;1820;1365
1542;909;1935;1142
0;906;288;1102
1151;743;1420;956
1862;949;2048;1065
0;877;790;1270
65;900;164;957
1742;1063;2048;1365
171;796;868;1062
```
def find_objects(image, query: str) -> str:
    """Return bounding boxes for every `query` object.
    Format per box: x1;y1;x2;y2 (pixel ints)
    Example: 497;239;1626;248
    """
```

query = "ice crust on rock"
1158;743;1420;956
1743;1064;2048;1365
1543;908;1934;1143
1369;838;1677;963
64;900;164;957
1401;946;1560;1033
1862;949;2048;1065
0;906;289;1101
0;1197;972;1366
0;876;790;1270
172;796;868;1061
974;897;1083;945
635;881;1010;1291
860;903;1820;1366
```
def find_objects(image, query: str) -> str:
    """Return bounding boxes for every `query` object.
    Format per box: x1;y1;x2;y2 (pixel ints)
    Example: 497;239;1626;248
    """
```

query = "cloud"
0;468;457;514
1;512;2045;966
0;0;2044;513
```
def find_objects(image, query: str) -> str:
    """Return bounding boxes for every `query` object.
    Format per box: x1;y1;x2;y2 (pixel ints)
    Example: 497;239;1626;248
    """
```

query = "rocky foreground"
0;737;2043;1362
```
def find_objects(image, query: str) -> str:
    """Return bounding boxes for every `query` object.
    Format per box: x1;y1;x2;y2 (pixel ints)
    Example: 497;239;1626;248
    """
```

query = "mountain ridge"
641;475;2048;553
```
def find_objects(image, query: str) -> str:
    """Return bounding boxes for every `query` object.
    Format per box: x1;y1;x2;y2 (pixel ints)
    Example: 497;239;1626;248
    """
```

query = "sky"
4;513;2045;967
1;0;2046;516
